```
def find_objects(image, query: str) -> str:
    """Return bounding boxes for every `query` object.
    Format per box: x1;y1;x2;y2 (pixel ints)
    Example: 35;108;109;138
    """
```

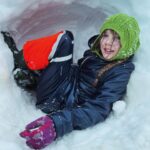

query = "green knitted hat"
92;13;140;60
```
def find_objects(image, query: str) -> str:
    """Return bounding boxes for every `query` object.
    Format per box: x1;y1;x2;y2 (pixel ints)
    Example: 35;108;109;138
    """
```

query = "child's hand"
20;116;56;149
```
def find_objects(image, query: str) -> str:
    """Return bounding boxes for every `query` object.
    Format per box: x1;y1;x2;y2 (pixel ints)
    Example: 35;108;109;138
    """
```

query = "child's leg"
1;31;39;90
1;31;19;54
1;31;27;69
36;31;74;114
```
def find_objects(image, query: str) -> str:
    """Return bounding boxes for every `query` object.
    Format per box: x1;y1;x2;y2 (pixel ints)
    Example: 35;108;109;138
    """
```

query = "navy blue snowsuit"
35;31;135;138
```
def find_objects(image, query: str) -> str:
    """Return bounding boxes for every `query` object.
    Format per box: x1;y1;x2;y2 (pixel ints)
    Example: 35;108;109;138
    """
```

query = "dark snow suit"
34;31;135;138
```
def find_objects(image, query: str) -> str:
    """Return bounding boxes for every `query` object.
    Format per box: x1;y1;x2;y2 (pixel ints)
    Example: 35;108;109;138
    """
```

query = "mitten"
20;115;56;149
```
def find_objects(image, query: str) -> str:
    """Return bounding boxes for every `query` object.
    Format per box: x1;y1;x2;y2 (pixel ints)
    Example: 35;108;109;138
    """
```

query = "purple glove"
20;115;56;149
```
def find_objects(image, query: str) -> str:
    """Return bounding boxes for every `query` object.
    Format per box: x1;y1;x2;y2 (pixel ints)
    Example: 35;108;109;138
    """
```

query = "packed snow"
0;0;150;150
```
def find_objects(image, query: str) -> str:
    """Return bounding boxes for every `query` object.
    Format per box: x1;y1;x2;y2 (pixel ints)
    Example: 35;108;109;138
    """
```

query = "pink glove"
20;116;56;149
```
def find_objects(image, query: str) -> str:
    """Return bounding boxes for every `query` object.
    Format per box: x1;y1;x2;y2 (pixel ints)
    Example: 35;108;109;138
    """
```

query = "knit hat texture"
92;13;140;60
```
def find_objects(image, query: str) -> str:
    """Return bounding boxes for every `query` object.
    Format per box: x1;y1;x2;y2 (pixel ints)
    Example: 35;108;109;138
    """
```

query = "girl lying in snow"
1;13;140;149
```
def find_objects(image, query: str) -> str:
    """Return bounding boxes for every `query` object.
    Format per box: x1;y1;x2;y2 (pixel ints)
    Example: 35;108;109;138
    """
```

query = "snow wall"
0;0;150;150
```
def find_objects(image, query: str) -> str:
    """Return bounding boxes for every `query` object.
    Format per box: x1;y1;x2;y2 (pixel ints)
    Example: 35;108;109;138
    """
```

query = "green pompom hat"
92;13;140;60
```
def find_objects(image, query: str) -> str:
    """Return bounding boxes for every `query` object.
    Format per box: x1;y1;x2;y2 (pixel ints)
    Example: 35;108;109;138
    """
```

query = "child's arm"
50;65;134;138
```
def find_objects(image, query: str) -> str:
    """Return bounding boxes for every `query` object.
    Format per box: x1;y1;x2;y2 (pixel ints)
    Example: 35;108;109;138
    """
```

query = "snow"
0;0;150;150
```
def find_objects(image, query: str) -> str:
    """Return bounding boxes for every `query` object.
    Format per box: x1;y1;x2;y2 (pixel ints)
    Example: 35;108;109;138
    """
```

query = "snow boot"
1;31;27;69
1;31;39;89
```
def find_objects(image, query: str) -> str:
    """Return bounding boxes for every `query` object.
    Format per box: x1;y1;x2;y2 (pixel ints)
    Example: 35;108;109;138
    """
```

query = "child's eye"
114;36;120;40
103;34;108;37
114;33;120;40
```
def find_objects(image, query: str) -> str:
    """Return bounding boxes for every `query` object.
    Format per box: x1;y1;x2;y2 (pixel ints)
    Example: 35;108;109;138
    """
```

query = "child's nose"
106;38;114;46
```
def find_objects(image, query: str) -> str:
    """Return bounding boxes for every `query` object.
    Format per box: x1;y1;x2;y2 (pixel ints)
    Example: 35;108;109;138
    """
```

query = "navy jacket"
47;49;134;138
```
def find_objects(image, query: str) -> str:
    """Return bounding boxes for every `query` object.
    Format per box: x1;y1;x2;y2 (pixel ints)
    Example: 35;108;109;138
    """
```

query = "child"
1;13;140;149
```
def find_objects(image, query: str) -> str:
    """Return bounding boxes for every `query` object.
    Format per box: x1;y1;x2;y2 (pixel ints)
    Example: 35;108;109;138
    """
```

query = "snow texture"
0;0;150;150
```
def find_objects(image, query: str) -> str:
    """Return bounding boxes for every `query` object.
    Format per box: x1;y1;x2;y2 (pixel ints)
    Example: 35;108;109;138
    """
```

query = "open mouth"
104;48;114;54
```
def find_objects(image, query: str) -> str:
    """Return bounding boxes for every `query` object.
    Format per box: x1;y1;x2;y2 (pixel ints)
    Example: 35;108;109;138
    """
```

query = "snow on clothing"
26;31;134;138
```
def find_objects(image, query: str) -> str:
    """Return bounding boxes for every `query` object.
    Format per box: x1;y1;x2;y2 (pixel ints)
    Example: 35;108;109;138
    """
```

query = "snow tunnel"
0;0;150;150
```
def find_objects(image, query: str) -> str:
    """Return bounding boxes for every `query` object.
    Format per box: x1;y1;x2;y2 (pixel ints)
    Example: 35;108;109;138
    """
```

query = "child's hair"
94;29;121;50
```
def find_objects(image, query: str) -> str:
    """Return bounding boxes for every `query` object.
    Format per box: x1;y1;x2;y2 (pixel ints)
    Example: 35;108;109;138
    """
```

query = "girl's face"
100;29;121;60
